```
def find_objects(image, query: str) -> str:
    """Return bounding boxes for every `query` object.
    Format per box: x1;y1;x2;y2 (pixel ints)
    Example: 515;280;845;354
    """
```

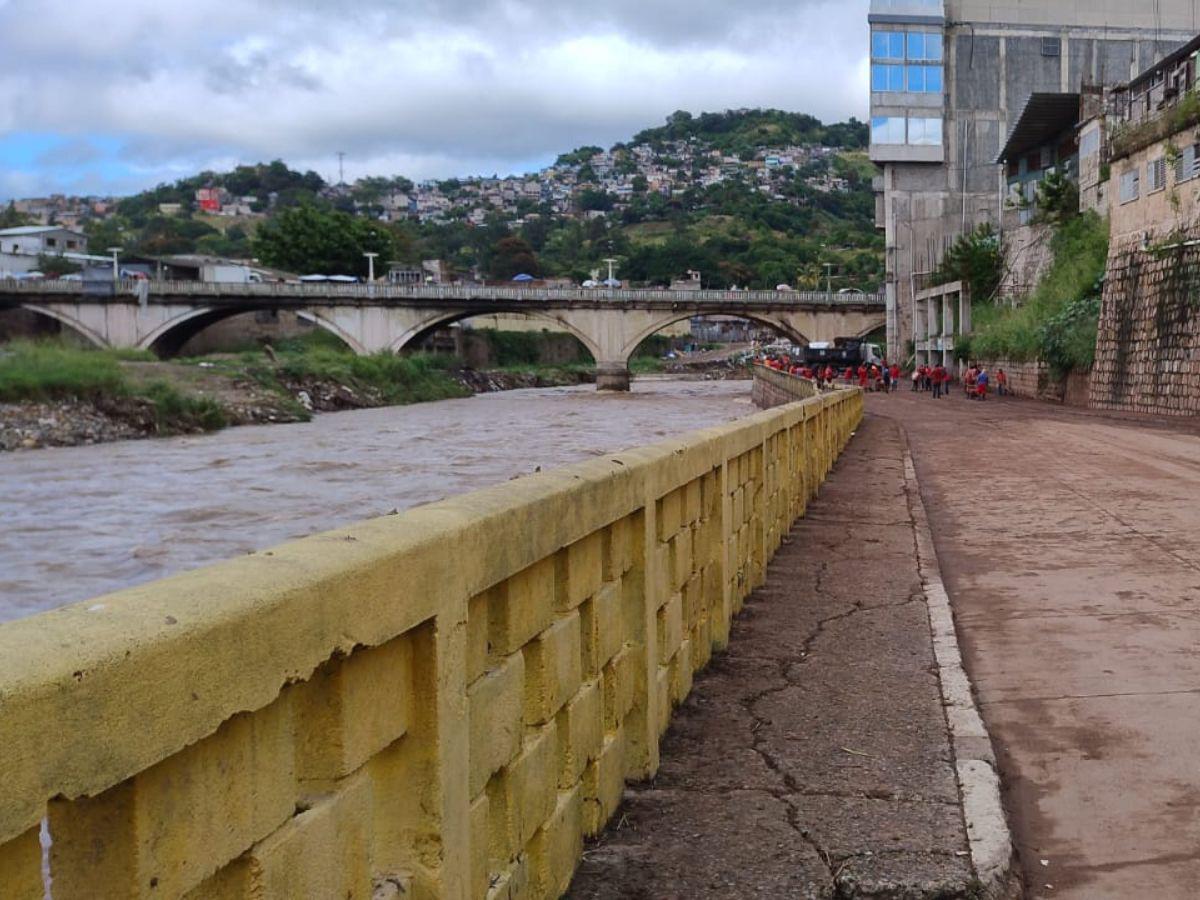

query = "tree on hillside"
252;203;395;277
0;201;31;228
84;218;127;255
488;235;540;280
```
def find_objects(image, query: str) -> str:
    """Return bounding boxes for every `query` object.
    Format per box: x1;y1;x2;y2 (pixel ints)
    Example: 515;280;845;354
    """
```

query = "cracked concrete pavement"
567;415;978;899
873;391;1200;899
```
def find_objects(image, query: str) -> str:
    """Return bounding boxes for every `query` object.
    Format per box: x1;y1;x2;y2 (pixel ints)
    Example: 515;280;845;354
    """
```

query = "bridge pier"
595;362;631;391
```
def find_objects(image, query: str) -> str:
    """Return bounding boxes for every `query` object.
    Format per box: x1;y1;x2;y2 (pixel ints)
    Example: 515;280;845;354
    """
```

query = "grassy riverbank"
0;342;228;433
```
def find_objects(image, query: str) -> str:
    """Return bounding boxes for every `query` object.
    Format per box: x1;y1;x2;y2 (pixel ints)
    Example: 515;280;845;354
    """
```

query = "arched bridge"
0;280;885;390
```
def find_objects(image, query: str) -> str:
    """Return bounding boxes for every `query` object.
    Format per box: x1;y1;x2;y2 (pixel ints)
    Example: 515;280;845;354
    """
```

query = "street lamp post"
823;262;834;302
602;257;619;297
363;252;379;296
107;247;122;287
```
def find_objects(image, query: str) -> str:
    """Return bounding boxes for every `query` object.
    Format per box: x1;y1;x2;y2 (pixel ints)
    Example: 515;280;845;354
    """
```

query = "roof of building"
0;225;85;237
1128;33;1200;93
995;92;1081;164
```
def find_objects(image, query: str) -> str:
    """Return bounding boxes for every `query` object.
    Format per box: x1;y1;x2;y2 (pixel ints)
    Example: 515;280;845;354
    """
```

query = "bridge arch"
619;311;811;364
14;304;110;350
138;306;367;357
389;308;603;362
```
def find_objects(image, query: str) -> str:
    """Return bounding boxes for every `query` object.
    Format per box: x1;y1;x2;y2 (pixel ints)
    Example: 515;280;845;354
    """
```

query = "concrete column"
596;362;631;392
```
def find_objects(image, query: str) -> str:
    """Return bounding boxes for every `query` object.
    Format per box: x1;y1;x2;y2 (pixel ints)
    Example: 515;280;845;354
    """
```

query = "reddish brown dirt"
870;389;1200;899
567;416;973;899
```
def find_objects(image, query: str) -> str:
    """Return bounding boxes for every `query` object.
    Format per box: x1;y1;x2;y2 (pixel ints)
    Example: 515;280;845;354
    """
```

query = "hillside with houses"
0;109;881;290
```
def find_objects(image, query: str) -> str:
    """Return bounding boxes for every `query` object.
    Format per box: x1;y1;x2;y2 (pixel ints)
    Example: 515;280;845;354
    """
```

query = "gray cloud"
0;0;869;197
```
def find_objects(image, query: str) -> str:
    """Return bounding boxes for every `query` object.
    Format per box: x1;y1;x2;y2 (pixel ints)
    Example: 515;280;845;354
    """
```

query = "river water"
0;379;754;623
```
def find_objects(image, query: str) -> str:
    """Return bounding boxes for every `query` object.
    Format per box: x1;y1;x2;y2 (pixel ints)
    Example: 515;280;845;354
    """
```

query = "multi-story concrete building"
870;0;1200;366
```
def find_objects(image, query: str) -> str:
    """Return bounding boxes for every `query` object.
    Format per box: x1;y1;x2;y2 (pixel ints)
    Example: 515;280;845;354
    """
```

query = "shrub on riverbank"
0;341;228;434
262;347;472;405
0;341;127;402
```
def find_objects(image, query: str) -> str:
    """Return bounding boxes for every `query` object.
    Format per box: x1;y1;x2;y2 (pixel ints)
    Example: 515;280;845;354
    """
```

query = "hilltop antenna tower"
337;151;346;186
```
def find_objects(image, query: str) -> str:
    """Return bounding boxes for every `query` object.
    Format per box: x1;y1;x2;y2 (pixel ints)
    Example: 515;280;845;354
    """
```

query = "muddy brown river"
0;379;754;623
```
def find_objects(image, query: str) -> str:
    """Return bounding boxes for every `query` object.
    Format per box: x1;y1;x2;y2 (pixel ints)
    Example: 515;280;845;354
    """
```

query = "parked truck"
803;337;885;370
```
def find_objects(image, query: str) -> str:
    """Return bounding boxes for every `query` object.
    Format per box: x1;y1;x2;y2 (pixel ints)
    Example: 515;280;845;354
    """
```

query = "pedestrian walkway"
872;391;1200;898
567;416;983;899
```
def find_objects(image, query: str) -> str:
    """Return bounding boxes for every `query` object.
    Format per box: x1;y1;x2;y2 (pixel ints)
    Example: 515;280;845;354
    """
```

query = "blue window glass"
871;30;905;60
872;65;905;91
925;33;943;61
907;33;925;61
907;117;943;146
871;116;906;145
925;65;943;93
907;65;925;92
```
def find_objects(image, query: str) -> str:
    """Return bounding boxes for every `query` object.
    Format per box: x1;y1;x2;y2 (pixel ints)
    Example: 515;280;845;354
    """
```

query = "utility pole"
107;247;122;286
603;257;618;285
363;252;378;297
824;262;834;301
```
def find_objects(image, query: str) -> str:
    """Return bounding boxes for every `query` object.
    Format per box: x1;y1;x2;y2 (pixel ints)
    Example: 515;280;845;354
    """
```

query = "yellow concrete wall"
0;387;862;900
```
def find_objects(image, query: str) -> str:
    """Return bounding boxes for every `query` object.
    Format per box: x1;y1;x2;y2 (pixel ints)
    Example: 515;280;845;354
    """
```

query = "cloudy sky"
0;0;870;199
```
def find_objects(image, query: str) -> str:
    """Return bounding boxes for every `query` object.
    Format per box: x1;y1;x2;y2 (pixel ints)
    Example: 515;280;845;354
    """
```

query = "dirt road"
871;389;1200;898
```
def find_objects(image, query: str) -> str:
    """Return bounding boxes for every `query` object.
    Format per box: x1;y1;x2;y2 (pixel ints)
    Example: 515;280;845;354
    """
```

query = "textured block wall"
1091;237;1200;417
0;389;862;900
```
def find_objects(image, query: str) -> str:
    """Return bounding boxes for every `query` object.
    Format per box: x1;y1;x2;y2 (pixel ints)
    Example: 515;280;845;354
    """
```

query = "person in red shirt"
889;363;900;392
996;368;1009;396
857;364;868;390
931;364;944;399
844;366;854;385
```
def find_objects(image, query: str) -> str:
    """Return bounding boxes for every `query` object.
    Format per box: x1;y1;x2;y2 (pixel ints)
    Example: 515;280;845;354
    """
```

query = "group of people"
911;363;1009;400
762;353;1012;401
761;355;903;392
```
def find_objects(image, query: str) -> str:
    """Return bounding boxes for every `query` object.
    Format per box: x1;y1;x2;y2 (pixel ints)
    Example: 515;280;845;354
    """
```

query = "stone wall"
1091;236;1200;417
0;389;862;899
751;365;821;409
976;357;1092;406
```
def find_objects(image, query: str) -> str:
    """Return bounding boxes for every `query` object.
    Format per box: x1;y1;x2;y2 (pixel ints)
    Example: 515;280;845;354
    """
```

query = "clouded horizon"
0;0;870;200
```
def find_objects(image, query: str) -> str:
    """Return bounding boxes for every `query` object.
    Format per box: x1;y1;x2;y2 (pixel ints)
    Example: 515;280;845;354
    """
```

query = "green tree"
0;201;31;228
932;224;1002;302
488;235;540;280
251;203;395;277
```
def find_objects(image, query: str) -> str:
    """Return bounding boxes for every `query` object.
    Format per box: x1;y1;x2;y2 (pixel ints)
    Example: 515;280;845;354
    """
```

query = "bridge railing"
0;389;863;899
0;276;884;307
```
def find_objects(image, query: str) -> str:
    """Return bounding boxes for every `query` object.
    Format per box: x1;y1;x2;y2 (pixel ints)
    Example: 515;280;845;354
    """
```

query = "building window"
871;116;907;145
907;32;943;62
903;65;943;93
46;238;56;248
1079;127;1101;158
872;29;943;93
1041;37;1061;57
872;30;906;61
1119;169;1140;204
1148;157;1167;193
908;117;943;146
872;64;905;91
1176;143;1200;183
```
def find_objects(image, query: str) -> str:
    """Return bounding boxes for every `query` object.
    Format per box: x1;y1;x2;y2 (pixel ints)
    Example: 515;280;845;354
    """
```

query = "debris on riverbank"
0;342;603;451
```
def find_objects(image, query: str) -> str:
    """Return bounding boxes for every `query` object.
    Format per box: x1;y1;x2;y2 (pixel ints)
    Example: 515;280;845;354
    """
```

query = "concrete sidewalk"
567;416;992;899
872;390;1200;899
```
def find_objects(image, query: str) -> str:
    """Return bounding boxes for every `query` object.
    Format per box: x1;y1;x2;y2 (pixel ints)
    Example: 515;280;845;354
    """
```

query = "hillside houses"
2;135;855;236
405;139;852;226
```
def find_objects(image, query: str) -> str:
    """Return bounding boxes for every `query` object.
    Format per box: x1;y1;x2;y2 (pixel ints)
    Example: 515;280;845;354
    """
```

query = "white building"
0;225;87;256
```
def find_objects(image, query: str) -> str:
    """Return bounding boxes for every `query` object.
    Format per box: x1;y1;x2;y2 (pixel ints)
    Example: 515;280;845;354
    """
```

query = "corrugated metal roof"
0;225;82;236
995;93;1080;164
